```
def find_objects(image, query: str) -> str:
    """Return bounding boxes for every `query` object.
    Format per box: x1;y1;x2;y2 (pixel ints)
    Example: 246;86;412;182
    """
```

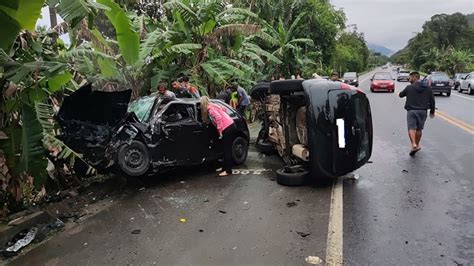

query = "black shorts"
407;110;428;130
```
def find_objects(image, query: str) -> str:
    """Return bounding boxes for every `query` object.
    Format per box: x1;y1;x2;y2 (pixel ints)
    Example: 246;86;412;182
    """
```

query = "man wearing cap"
399;71;436;156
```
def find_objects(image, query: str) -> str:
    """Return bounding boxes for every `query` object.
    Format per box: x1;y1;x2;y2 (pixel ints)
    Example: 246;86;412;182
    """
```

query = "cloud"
331;0;474;51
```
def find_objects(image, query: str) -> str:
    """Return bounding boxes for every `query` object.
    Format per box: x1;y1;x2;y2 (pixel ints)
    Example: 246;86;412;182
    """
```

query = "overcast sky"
331;0;474;52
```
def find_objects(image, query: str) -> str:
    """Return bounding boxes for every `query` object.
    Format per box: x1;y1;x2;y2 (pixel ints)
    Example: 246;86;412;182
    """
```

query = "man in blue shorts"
399;71;436;156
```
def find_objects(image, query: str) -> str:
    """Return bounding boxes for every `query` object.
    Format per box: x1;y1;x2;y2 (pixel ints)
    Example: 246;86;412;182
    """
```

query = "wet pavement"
344;69;474;265
9;144;333;265
8;68;474;265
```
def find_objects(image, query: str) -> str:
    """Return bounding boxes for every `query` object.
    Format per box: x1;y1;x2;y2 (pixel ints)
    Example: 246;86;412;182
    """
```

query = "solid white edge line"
325;177;343;265
451;92;474;101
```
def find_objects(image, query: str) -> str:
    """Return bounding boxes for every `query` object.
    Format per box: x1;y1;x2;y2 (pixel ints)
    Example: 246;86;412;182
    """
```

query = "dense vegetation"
391;12;474;75
0;0;373;216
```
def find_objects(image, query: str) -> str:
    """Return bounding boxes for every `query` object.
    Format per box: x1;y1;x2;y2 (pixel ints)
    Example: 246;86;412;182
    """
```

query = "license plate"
436;84;444;87
381;85;387;88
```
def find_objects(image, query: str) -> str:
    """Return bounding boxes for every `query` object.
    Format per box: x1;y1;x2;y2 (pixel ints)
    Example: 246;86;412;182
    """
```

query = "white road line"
451;92;474;101
325;177;343;265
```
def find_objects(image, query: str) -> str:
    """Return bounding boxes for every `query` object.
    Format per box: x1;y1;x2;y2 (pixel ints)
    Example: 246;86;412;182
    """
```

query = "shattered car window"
162;103;194;123
128;96;156;122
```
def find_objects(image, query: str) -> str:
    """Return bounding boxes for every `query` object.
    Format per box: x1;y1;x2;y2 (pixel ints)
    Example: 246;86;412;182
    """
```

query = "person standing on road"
330;71;340;81
399;71;436;156
231;82;250;117
154;82;176;98
179;76;200;98
200;96;237;177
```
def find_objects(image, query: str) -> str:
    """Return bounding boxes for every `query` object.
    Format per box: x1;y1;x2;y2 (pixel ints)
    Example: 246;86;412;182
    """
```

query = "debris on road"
131;230;141;235
305;255;323;265
199;229;203;232
402;169;409;173
179;218;187;223
218;210;227;214
203;199;210;203
296;231;311;237
5;227;37;253
286;202;297;208
345;173;360;180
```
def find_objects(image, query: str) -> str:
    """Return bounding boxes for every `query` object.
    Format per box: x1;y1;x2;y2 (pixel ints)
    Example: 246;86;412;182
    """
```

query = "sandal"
409;147;421;156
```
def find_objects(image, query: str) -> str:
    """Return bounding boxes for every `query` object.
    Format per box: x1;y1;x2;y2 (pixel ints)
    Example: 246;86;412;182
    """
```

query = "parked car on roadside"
57;84;250;177
453;73;469;90
423;72;452;96
458;72;474;95
397;70;410;82
250;79;373;186
342;72;359;87
370;72;395;93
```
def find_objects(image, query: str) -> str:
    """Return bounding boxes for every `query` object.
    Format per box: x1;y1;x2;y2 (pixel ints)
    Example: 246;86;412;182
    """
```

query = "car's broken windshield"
128;96;156;122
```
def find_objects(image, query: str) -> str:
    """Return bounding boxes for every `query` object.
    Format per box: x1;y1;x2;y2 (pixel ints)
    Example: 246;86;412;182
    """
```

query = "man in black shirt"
399;71;436;156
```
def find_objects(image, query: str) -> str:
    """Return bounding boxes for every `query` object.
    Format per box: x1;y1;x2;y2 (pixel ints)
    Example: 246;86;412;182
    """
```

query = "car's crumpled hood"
57;84;132;127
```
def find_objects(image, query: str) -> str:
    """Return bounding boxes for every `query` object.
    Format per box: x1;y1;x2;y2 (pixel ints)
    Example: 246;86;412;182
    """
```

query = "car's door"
463;74;472;89
155;103;210;165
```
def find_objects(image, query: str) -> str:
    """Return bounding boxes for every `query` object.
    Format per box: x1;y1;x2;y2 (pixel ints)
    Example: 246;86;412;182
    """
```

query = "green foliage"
19;104;47;189
391;13;474;73
332;31;370;73
0;0;45;50
48;0;109;28
98;0;140;66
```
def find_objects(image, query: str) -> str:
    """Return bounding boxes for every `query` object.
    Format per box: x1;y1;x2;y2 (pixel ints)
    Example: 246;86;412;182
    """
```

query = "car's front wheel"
232;136;249;165
468;85;473;95
117;140;150;177
276;166;309;186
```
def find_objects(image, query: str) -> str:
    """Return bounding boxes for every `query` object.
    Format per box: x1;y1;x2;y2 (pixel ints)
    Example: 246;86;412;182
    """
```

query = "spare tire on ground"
256;139;274;155
276;165;309;186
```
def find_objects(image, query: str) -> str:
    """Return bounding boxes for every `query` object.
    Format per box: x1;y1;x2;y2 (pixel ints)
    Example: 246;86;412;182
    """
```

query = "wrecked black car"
250;79;373;185
56;84;249;177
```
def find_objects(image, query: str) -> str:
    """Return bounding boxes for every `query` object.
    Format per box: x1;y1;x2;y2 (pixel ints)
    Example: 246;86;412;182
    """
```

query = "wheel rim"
125;148;145;169
233;139;246;159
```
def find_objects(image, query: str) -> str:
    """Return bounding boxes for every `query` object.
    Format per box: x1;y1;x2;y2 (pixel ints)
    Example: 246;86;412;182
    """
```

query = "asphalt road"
9;68;474;265
344;68;474;265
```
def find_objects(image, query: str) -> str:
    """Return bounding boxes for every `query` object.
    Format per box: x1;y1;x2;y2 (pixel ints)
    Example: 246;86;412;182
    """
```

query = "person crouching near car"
200;96;238;177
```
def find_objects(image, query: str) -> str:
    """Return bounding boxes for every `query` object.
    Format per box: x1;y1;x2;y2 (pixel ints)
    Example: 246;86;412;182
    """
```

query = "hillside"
467;13;474;27
367;43;393;57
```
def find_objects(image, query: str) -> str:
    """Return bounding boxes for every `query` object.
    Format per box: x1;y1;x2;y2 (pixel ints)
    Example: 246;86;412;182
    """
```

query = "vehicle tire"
256;138;274;155
250;82;270;100
117;140;150;177
232;136;249;165
390;89;395;93
269;80;304;94
446;92;451;97
370;88;374;92
276;166;309;186
469;85;473;95
459;87;463;93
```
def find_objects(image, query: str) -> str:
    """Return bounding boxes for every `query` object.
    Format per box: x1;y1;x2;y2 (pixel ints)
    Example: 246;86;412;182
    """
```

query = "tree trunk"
49;6;58;28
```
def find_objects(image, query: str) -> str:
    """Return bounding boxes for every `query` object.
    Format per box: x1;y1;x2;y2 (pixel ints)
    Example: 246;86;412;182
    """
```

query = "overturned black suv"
251;79;373;185
57;84;250;177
